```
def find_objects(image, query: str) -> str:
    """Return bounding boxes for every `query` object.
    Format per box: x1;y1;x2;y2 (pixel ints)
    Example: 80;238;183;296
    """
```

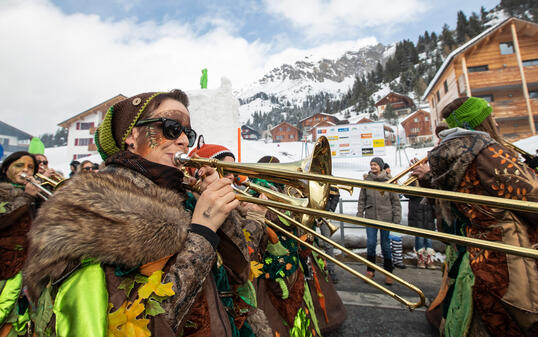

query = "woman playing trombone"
412;96;538;337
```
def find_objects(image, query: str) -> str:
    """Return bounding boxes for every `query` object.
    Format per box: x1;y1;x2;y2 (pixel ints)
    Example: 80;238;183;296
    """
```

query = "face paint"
6;156;35;185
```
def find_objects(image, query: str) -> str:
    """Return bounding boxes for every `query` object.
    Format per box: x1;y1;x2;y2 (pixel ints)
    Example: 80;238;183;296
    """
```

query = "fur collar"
24;169;191;299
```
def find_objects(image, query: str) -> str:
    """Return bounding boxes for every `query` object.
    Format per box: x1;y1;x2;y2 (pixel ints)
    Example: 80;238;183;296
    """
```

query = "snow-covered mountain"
236;43;391;125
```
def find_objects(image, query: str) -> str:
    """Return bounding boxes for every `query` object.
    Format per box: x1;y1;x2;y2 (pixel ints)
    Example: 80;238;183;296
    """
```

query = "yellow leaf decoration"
108;300;150;337
250;261;264;281
243;229;252;242
138;270;175;300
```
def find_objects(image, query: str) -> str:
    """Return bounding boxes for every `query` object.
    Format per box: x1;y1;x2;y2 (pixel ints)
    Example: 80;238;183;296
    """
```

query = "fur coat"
23;165;249;335
0;183;36;280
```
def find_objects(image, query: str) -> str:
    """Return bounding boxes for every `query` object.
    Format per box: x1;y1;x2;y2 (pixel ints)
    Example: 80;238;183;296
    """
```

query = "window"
443;80;448;94
523;59;538;67
75;138;94;146
279;127;283;131
289;135;294;139
73;154;91;160
499;42;514;55
425;116;429;121
530;90;538;99
287;127;291;131
476;94;494;102
467;65;489;72
436;90;440;102
76;122;94;130
414;118;419;123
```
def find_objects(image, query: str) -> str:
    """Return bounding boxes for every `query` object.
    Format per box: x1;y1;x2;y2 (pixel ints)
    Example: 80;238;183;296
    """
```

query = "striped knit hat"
444;97;492;130
188;142;235;161
95;92;165;160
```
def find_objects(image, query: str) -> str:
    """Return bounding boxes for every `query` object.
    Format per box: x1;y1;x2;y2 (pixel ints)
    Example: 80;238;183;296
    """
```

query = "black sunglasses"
135;118;197;147
37;160;48;166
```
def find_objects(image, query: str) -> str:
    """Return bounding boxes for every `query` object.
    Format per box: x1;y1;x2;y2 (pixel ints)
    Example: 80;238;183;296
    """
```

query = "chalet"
423;17;538;141
0;121;33;158
299;113;341;133
400;110;433;144
356;118;396;145
241;125;261;140
311;120;336;140
271;122;299;143
59;94;127;160
375;92;415;117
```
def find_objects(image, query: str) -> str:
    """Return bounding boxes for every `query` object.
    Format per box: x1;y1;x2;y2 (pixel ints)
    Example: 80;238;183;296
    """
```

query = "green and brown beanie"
444;97;492;130
95;92;165;160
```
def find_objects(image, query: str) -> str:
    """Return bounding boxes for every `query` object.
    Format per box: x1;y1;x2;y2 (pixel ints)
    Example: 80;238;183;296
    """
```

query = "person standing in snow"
357;157;401;285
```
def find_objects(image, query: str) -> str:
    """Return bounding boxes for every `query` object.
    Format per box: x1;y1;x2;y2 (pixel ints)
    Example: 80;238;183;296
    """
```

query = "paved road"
324;262;442;337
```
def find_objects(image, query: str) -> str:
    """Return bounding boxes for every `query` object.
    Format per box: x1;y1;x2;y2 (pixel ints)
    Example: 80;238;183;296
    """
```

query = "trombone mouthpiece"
173;152;190;166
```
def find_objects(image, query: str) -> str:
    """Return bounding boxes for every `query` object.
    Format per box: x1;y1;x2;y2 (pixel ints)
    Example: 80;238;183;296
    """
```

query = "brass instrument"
174;137;538;259
20;173;53;200
173;136;538;309
36;173;67;189
387;157;428;186
235;184;426;310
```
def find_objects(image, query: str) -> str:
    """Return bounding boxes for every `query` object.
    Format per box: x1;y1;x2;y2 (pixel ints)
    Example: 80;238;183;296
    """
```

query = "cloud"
0;0;271;135
0;0;380;136
263;0;430;39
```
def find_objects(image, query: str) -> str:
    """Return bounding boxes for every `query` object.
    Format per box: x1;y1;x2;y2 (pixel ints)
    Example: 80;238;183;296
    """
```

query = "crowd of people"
1;92;536;337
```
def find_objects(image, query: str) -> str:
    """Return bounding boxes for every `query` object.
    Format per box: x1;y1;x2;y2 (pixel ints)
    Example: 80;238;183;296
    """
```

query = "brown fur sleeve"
162;232;216;332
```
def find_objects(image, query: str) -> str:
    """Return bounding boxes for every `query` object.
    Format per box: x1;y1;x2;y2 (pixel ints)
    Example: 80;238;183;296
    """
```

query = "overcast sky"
0;0;496;135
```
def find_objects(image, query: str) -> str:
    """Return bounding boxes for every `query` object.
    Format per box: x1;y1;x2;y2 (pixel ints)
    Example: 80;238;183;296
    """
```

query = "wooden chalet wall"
426;18;538;141
271;122;299;142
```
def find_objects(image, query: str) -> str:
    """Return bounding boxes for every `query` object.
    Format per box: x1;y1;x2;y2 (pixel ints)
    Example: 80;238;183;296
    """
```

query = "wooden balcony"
469;65;538;90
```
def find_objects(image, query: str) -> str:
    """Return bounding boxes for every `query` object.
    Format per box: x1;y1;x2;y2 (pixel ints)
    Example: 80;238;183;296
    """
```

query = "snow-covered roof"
270;121;299;132
298;112;339;123
400;109;429;124
422;17;525;100
311;121;336;128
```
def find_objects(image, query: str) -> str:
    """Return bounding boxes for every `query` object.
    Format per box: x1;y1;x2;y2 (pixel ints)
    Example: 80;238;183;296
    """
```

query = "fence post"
339;200;345;244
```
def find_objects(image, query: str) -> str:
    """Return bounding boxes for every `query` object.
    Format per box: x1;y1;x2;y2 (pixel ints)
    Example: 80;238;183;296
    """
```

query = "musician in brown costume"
412;97;537;337
22;90;271;336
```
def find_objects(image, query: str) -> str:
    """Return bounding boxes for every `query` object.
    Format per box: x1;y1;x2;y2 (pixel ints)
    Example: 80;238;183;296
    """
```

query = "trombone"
236;181;426;309
174;137;538;259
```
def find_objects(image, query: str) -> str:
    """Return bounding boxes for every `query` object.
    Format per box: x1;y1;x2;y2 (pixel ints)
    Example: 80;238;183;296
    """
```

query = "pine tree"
441;24;457;55
468;12;483;38
456;11;469;44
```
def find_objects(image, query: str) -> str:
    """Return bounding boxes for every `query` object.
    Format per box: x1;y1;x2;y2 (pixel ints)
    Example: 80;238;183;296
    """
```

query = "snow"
514;135;538;154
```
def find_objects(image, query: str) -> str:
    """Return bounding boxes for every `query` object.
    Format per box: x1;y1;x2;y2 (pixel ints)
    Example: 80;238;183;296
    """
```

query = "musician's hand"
23;177;40;197
196;166;219;192
410;157;420;165
410;164;430;179
192;177;239;232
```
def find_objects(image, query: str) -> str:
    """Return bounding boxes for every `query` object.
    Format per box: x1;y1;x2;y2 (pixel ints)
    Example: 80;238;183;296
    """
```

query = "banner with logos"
316;123;385;157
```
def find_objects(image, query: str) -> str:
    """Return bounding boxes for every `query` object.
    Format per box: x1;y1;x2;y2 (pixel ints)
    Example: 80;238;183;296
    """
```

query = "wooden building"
375;92;415;117
0;120;33;158
424;17;538;141
400;110;433;144
299;113;342;133
241;125;261;140
311;120;336;140
59;94;126;160
270;122;299;143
